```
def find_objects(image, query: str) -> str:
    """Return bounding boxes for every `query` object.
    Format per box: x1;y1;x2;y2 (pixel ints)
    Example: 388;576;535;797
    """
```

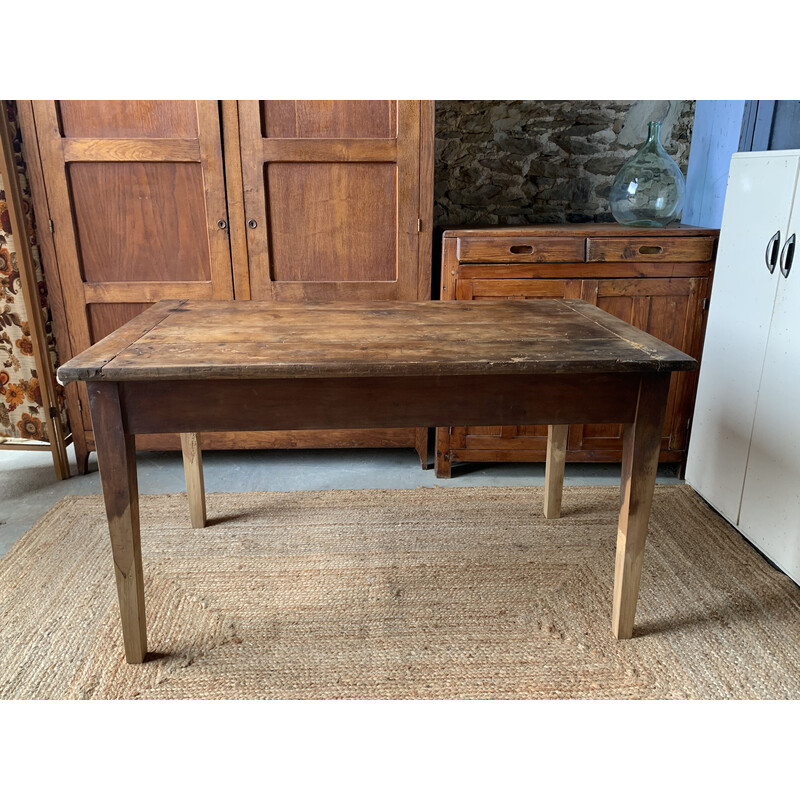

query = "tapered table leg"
180;432;207;528
88;382;147;664
612;373;671;640
544;424;569;519
434;427;452;478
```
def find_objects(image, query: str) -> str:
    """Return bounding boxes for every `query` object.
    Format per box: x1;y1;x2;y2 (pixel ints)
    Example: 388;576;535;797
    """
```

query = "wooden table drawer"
457;236;585;264
586;236;716;263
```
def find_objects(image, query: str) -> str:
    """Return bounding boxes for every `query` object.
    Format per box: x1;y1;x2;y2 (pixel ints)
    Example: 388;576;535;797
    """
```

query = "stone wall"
434;100;695;229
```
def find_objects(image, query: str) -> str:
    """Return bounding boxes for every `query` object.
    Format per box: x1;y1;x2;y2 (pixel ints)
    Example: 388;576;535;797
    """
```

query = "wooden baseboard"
449;448;685;464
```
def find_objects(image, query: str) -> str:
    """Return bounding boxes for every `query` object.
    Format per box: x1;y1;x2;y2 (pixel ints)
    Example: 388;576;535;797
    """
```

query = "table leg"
612;373;671;639
434;427;452;478
415;427;430;470
180;432;207;528
544;424;569;519
87;382;147;663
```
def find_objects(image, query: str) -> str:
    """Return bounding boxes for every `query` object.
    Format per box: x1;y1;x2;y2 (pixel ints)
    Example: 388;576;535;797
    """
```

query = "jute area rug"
1;485;799;700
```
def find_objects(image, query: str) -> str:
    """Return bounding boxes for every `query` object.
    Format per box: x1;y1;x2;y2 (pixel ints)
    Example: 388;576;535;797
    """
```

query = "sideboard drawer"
586;236;716;263
457;236;585;264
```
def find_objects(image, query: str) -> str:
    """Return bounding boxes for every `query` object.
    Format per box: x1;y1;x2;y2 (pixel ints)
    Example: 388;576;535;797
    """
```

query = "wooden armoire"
17;101;434;473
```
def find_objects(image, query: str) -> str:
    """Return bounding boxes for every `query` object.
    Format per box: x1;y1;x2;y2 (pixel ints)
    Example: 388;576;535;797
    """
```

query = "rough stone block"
434;100;695;230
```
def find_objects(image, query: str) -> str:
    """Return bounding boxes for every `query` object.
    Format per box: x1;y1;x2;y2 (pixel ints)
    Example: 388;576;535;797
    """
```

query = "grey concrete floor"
0;442;682;557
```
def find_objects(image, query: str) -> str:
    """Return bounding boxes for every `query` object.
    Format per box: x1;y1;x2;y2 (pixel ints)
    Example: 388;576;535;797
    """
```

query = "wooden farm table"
57;299;697;664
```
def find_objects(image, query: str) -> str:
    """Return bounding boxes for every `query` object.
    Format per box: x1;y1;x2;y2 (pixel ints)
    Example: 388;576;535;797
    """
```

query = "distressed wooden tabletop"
57;299;698;383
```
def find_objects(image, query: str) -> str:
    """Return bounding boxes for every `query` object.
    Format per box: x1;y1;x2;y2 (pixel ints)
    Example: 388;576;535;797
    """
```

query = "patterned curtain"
0;101;68;443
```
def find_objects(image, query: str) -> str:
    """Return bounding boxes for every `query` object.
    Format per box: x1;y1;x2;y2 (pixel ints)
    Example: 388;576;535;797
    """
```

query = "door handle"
765;230;781;273
780;233;796;278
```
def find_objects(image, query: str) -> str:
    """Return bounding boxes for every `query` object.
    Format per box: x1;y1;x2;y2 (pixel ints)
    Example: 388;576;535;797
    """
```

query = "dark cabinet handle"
780;233;796;279
766;230;781;273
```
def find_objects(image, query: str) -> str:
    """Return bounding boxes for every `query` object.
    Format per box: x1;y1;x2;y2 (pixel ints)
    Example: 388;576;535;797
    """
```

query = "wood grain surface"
87;382;147;663
118;373;642;434
586;236;716;263
58;100;199;138
68;161;213;284
57;299;697;384
262;100;396;139
265;162;397;282
457;236;585;263
62;138;201;162
238;100;428;304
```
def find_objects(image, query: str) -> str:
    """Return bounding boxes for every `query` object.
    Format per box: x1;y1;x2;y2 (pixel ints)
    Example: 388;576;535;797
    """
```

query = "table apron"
107;373;646;435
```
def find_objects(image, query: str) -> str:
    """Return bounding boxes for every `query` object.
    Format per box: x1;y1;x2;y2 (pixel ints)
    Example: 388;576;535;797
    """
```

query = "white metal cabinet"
686;150;800;584
738;195;800;582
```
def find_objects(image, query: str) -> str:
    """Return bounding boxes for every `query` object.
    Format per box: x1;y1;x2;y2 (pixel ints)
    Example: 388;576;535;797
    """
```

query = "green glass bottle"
609;120;686;227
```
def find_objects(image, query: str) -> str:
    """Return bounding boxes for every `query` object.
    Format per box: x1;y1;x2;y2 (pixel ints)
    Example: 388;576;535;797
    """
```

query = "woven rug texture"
1;485;799;700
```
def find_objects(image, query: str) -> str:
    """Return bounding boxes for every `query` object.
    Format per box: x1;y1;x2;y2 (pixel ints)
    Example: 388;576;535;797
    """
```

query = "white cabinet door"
738;196;800;583
685;152;800;524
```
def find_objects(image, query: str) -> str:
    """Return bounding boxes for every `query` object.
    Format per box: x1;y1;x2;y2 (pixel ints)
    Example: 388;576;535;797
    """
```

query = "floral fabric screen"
0;101;68;443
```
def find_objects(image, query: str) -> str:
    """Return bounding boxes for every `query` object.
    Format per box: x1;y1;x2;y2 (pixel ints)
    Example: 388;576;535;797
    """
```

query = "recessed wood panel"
262;101;396;139
463;425;549;446
59;101;199;138
69;162;212;284
266;163;397;283
518;425;549;438
88;303;152;344
596;295;633;324
644;295;688;348
468;279;576;299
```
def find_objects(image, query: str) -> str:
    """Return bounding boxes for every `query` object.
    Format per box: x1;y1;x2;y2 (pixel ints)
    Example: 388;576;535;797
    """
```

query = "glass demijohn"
609;120;686;227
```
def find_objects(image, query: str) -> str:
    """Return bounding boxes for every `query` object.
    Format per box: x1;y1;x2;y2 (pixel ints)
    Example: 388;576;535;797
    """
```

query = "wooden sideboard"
435;223;719;478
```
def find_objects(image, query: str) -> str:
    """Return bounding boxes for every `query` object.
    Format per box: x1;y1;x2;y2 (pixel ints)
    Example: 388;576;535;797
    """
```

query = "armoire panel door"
738;186;800;584
686;153;800;524
30;100;234;429
234;100;429;302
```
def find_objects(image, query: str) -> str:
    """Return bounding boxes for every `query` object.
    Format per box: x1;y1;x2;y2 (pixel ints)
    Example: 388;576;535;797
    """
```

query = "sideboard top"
443;223;719;238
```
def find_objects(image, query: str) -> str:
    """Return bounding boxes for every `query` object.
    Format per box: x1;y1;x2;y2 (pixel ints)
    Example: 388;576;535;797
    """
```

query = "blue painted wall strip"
683;100;745;228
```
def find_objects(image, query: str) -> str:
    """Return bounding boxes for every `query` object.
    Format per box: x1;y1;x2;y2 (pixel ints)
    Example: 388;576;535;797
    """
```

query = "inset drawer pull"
638;245;663;255
510;245;534;255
